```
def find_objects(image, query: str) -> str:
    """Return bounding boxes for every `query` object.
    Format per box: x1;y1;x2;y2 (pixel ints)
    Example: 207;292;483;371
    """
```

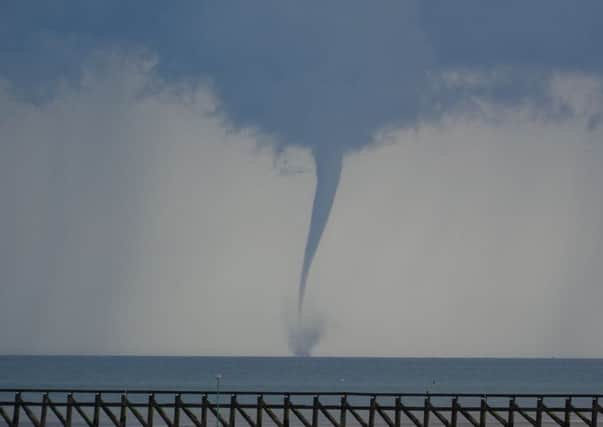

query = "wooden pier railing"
0;390;601;427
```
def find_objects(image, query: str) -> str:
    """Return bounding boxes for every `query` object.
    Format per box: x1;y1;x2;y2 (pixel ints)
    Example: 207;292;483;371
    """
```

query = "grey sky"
1;2;602;356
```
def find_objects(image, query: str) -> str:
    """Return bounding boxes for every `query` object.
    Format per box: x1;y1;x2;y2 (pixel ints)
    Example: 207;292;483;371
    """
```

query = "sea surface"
1;356;602;394
1;357;602;427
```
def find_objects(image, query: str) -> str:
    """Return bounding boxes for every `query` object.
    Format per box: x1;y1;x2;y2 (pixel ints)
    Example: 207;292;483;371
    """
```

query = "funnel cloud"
298;147;343;313
290;146;343;356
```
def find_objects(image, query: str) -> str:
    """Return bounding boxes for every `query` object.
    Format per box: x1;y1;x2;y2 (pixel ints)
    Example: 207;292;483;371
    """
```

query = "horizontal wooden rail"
0;391;600;427
1;390;602;398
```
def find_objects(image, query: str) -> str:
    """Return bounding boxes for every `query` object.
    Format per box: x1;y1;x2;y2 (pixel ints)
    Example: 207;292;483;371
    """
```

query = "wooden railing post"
451;397;458;427
202;395;208;427
369;396;377;427
564;398;571;427
40;393;49;427
424;396;431;427
394;397;401;427
283;395;290;427
591;398;598;427
93;394;101;427
257;395;263;427
369;397;376;427
479;398;486;427
312;396;319;427
121;394;128;427
536;398;543;427
12;392;21;427
174;394;181;427
147;394;154;427
119;393;128;427
66;394;73;427
340;395;347;427
229;395;236;427
508;398;515;427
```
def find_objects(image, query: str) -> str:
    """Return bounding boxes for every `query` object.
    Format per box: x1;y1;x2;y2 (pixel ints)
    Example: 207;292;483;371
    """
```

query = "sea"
1;356;602;394
1;357;602;427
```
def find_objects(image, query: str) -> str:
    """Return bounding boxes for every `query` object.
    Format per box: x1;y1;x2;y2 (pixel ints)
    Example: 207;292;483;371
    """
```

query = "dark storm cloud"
420;2;603;71
3;1;602;135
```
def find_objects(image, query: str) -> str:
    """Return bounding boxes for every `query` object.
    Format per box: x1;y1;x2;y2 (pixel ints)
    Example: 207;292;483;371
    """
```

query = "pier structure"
0;390;601;427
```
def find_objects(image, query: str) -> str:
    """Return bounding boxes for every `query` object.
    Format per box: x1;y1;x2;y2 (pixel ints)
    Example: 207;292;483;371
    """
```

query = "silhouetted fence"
0;390;601;427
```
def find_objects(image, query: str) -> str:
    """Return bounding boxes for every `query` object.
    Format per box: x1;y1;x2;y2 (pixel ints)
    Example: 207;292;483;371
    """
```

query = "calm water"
1;356;602;394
